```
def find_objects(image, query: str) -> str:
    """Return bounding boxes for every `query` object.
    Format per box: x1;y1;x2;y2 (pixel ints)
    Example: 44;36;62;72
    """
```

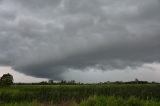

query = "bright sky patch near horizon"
0;62;160;83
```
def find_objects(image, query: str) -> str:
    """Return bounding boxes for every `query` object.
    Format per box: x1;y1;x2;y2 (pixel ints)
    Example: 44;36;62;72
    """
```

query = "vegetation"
0;74;160;105
0;73;13;86
79;96;160;106
0;84;160;105
1;96;160;106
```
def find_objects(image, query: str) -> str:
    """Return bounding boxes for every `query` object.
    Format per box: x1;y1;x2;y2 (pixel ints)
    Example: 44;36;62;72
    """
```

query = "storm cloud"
0;0;160;80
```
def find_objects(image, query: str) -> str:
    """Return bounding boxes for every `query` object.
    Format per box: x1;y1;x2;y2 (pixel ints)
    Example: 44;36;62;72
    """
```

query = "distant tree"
61;80;67;84
40;81;48;85
0;73;13;86
68;80;76;84
135;78;139;84
48;80;53;84
135;78;139;82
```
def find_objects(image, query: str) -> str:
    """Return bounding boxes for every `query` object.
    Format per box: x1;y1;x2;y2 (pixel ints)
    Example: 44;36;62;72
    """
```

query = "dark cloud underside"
0;0;160;79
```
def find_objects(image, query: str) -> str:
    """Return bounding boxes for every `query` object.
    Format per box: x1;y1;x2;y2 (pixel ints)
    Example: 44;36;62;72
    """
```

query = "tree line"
0;73;159;86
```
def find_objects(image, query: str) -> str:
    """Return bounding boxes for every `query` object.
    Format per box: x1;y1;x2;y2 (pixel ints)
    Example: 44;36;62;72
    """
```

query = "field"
0;84;160;106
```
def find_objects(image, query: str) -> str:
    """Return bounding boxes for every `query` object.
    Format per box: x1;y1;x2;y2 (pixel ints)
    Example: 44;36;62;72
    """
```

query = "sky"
0;0;160;83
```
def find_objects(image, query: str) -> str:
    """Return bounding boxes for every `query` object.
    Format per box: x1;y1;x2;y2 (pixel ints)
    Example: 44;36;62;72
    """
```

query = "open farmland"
0;84;160;106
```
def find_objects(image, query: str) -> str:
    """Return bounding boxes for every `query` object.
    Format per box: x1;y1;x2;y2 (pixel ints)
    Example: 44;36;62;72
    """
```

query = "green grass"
0;84;160;105
1;96;160;106
79;96;160;106
1;101;40;106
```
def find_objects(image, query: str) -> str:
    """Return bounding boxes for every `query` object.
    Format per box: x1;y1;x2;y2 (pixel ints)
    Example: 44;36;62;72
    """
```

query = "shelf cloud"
0;0;160;80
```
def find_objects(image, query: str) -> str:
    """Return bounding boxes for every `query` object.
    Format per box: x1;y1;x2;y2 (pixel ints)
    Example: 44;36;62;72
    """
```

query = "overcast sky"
0;0;160;83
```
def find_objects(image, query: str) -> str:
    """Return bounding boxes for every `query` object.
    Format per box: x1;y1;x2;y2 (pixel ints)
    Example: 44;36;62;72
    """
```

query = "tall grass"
1;96;160;106
79;96;160;106
0;84;160;105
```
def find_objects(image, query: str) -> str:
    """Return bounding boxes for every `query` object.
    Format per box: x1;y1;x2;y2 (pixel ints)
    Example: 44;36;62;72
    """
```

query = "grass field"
0;84;160;106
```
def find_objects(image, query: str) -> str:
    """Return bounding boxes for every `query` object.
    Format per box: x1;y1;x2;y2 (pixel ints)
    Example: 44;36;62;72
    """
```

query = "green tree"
0;73;13;86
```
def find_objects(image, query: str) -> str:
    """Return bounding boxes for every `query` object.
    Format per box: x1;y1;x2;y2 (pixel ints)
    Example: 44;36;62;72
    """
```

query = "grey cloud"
0;10;16;21
0;0;160;80
15;0;62;10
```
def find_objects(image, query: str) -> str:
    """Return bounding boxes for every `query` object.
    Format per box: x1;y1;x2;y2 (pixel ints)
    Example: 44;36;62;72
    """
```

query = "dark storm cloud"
0;0;160;80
